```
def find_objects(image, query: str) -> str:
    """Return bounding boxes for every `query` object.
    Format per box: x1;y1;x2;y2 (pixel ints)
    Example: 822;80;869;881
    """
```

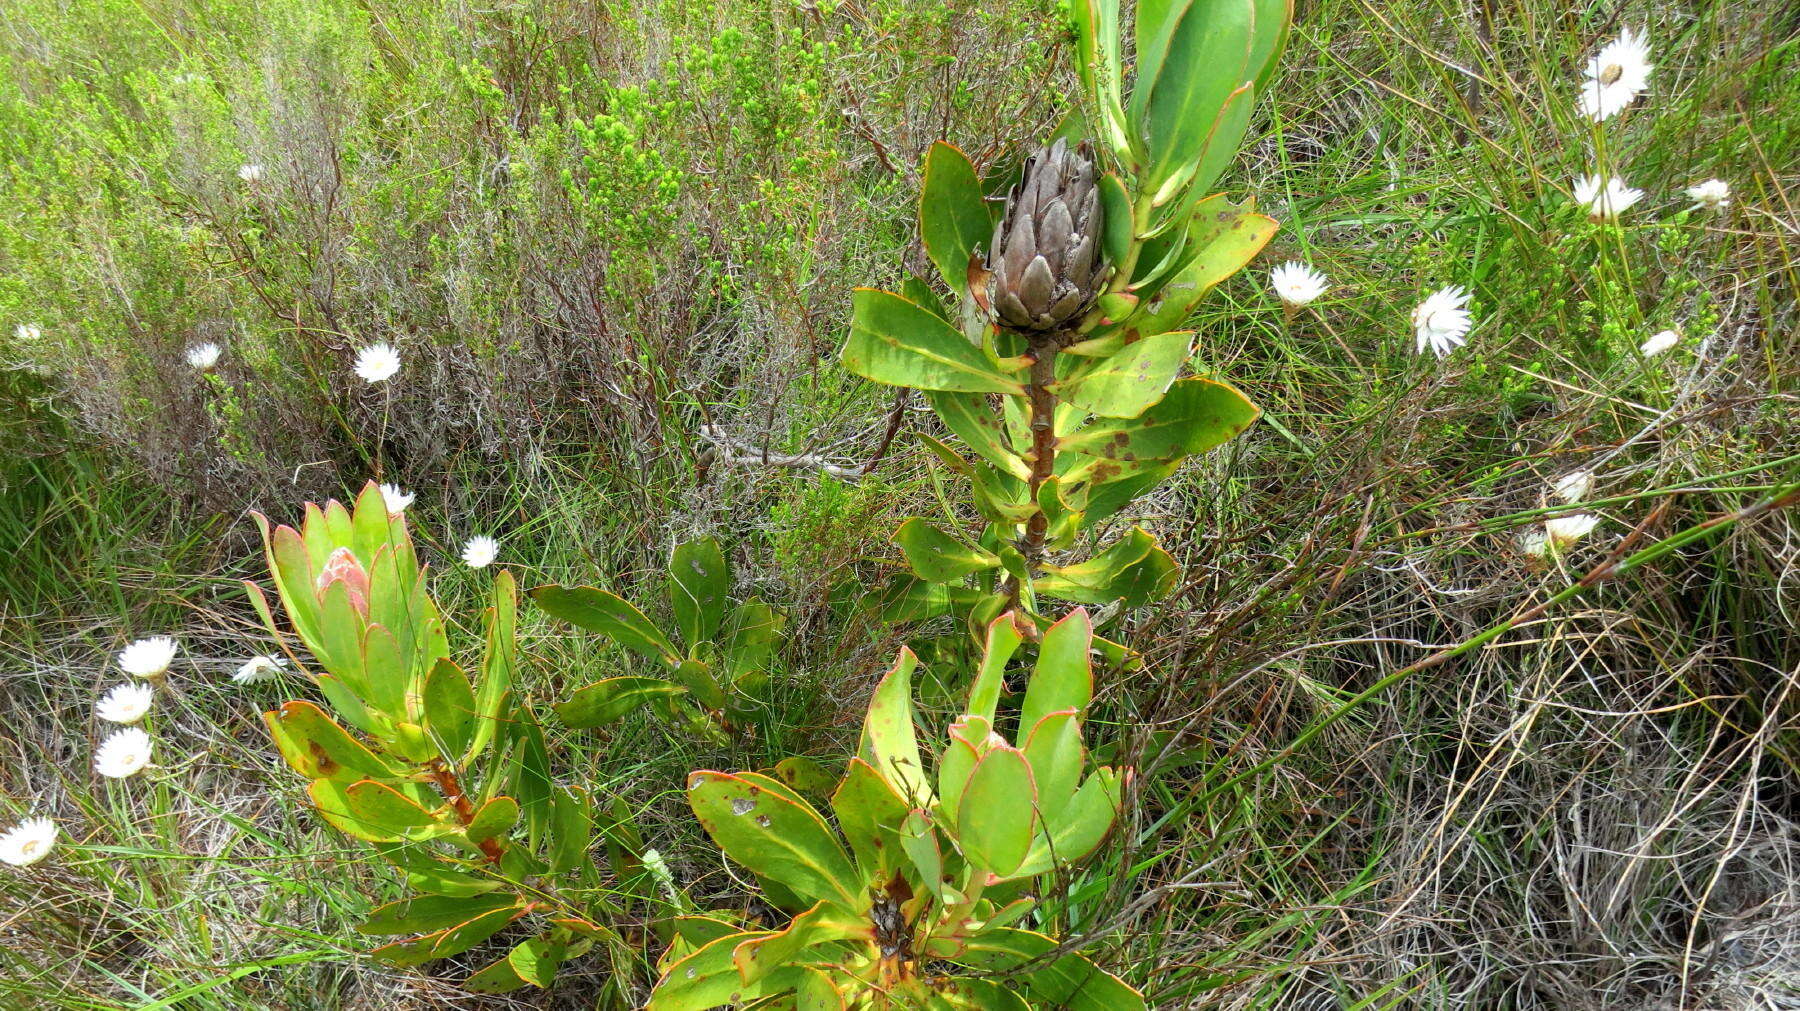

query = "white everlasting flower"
1577;28;1652;122
95;728;154;779
13;323;41;343
1640;329;1680;357
378;483;415;514
1685;179;1730;210
353;343;401;383
237;163;265;183
461;536;498;569
234;655;287;685
1518;528;1552;559
0;818;59;867
1269;262;1329;307
1545;513;1601;548
184;342;222;371
117;636;177;678
96;682;155;725
1572;175;1644;222
1553;471;1593;505
1411;286;1474;358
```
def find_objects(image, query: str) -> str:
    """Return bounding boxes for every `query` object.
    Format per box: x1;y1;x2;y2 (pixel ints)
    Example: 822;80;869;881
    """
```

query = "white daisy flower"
1577;28;1652;122
118;636;177;678
1685;179;1730;210
1572;174;1644;222
353;343;401;383
1269;262;1329;307
461;536;498;569
1640;329;1680;357
184;342;222;371
96;682;155;725
0;818;59;867
95;728;154;779
233;655;287;685
1553;471;1593;505
1545;513;1601;548
237;163;265;183
13;323;41;343
1411;286;1474;358
378;483;414;514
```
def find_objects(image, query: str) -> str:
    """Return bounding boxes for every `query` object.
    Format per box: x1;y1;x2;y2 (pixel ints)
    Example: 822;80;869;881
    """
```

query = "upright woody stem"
1005;334;1062;610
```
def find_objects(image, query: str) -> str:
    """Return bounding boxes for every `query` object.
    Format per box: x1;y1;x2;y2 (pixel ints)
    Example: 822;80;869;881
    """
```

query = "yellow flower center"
22;840;42;857
1599;63;1623;86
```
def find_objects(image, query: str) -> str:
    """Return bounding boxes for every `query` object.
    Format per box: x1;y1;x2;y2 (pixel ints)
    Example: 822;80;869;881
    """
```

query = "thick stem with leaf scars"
427;758;505;863
1007;336;1062;609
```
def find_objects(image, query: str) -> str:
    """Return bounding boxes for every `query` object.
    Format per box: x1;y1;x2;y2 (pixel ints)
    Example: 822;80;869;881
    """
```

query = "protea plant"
842;0;1291;633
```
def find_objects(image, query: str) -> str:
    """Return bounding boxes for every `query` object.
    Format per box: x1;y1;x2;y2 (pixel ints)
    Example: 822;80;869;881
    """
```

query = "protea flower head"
986;139;1106;333
316;546;370;616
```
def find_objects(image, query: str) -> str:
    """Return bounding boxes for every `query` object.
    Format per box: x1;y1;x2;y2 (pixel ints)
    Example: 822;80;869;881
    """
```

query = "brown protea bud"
986;139;1106;333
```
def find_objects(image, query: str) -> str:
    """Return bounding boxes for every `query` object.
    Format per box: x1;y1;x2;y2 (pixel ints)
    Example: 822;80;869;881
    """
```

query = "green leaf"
1136;0;1256;205
1037;530;1177;607
548;786;592;874
372;842;504;896
1053;332;1192;419
920;142;993;297
263;700;402;782
858;648;934;806
464;953;529;994
530;584;680;664
1097;172;1134;267
1058;377;1259;462
307;779;401;842
669;537;730;651
1020;609;1093;735
421;658;477;759
938;927;1144;1011
966;613;1024;724
775;756;838;798
900;810;944;897
359;893;522;936
426;904;528;960
554;675;687;729
469;569;518;761
649;930;778;1011
923;390;1031;480
893;518;1000;583
939;715;990;822
722;600;786;684
1021;710;1085;822
956;747;1037;877
1137;196;1278;333
508;935;569;987
686;771;864;912
467;796;520;846
1150;81;1256;232
841;288;1026;394
830;757;909;879
732;901;863;985
344;779;437;835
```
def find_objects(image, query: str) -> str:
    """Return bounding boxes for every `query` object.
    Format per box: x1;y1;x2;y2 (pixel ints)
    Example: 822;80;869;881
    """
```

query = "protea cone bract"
986;138;1107;332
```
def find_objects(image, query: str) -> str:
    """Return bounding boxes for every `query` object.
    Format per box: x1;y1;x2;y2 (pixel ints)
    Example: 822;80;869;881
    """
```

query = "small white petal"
14;323;43;343
1269;261;1329;307
237;163;265;182
96;682;155;725
117;636;177;678
353;344;402;384
1572;174;1643;222
378;483;415;514
1411;286;1474;358
1684;179;1730;209
233;655;288;685
0;817;59;867
1545;513;1601;547
184;342;222;371
461;536;499;569
1553;471;1593;505
1640;329;1680;357
95;728;154;779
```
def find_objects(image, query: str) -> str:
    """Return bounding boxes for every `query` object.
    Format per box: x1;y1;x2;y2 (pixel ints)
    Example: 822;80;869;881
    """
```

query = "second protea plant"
841;0;1292;631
